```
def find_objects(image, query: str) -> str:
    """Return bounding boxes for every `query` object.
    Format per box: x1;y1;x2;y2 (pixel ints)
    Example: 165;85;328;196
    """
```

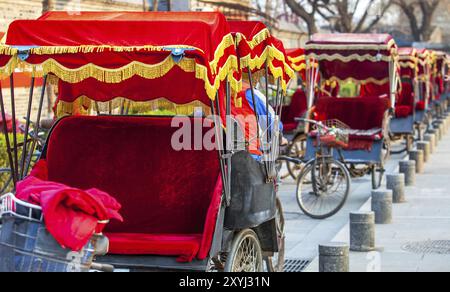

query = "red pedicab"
0;11;283;272
228;20;295;271
274;48;309;179
414;49;434;132
296;34;398;219
389;47;420;153
432;51;449;117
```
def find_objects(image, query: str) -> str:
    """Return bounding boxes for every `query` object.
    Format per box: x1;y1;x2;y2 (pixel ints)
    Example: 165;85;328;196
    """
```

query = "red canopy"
398;48;418;80
229;21;293;93
1;11;239;104
286;48;306;81
305;33;399;85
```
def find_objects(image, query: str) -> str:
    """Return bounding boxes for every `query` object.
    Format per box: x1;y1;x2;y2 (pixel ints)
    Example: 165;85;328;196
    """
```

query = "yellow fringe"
288;55;305;64
0;56;18;80
305;39;397;51
56;96;211;118
235;28;271;50
22;54;238;101
326;76;391;86
306;52;395;63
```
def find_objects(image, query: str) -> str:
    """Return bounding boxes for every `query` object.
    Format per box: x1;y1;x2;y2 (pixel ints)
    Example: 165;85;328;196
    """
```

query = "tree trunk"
285;0;318;35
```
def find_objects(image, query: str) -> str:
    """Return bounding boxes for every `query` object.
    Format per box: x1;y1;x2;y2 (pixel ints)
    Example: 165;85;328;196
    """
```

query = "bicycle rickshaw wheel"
372;138;390;189
287;134;306;180
224;229;264;272
296;158;350;219
264;197;285;272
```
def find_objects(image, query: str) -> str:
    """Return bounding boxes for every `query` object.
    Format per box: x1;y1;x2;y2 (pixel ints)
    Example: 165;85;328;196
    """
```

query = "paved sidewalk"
305;130;450;272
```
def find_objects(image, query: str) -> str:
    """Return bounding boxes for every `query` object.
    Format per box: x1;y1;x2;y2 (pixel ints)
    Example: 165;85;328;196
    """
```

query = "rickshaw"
414;48;433;136
0;12;284;272
228;20;295;271
389;48;419;153
277;48;308;179
297;34;398;219
433;51;448;118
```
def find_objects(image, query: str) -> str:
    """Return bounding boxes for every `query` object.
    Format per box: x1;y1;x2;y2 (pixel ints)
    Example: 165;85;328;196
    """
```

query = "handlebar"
294;118;329;131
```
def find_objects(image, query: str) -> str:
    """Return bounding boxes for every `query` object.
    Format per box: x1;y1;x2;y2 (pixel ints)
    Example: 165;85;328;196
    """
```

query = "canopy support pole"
19;77;35;179
25;76;47;176
247;67;270;180
0;80;17;187
210;97;230;206
225;80;232;204
9;75;19;186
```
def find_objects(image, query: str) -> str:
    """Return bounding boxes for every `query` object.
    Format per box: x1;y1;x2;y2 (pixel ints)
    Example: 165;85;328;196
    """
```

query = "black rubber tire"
224;229;264;272
296;159;351;219
264;197;285;272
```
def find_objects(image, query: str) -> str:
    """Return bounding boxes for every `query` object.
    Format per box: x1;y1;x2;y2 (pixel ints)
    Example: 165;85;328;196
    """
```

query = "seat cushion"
106;233;202;263
395;105;413;118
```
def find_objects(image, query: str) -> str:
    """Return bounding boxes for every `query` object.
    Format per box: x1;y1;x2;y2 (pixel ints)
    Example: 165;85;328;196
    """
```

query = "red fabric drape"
16;171;123;251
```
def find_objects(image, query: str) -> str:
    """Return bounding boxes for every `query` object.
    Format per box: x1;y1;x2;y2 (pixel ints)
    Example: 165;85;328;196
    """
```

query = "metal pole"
0;80;17;186
9;75;19;184
25;76;47;175
19;77;35;179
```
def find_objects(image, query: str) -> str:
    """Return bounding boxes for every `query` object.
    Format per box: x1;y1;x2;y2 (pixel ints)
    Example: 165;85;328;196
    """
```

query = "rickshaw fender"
224;151;276;230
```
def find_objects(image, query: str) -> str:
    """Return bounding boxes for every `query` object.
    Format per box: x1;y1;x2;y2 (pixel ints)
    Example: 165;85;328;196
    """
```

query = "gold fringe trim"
29;45;200;55
305;39;397;51
0;45;17;56
288;55;305;64
306;52;395;63
290;63;306;73
0;56;18;80
326;76;390;86
23;54;238;101
235;28;271;50
56;96;212;118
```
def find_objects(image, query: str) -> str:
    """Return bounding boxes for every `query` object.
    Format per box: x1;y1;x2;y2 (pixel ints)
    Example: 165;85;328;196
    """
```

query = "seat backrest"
45;116;221;235
286;89;307;123
315;96;390;130
399;82;414;106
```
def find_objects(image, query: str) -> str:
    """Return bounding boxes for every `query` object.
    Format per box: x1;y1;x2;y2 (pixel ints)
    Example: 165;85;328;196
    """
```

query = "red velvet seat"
395;82;414;118
312;96;389;150
45;116;222;262
281;89;307;133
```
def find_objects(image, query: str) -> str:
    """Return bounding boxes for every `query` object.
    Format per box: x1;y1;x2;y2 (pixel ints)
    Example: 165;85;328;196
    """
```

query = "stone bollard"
417;141;431;163
427;129;439;147
399;160;416;186
386;174;406;203
350;212;376;252
424;134;436;154
440;123;446;136
371;190;393;224
435;126;443;141
319;243;349;272
409;150;424;174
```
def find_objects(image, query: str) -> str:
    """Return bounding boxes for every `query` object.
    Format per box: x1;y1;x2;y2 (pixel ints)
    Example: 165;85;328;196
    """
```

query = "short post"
409;150;424;174
399;160;416;186
371;190;393;224
386;174;406;203
350;212;376;252
319;243;349;272
417;141;430;163
435;126;442;141
424;134;436;154
427;129;439;147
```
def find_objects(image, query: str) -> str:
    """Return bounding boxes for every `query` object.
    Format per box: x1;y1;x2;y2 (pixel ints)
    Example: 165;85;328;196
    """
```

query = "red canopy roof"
398;48;418;79
286;48;306;73
305;33;399;85
229;21;293;93
0;11;238;103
